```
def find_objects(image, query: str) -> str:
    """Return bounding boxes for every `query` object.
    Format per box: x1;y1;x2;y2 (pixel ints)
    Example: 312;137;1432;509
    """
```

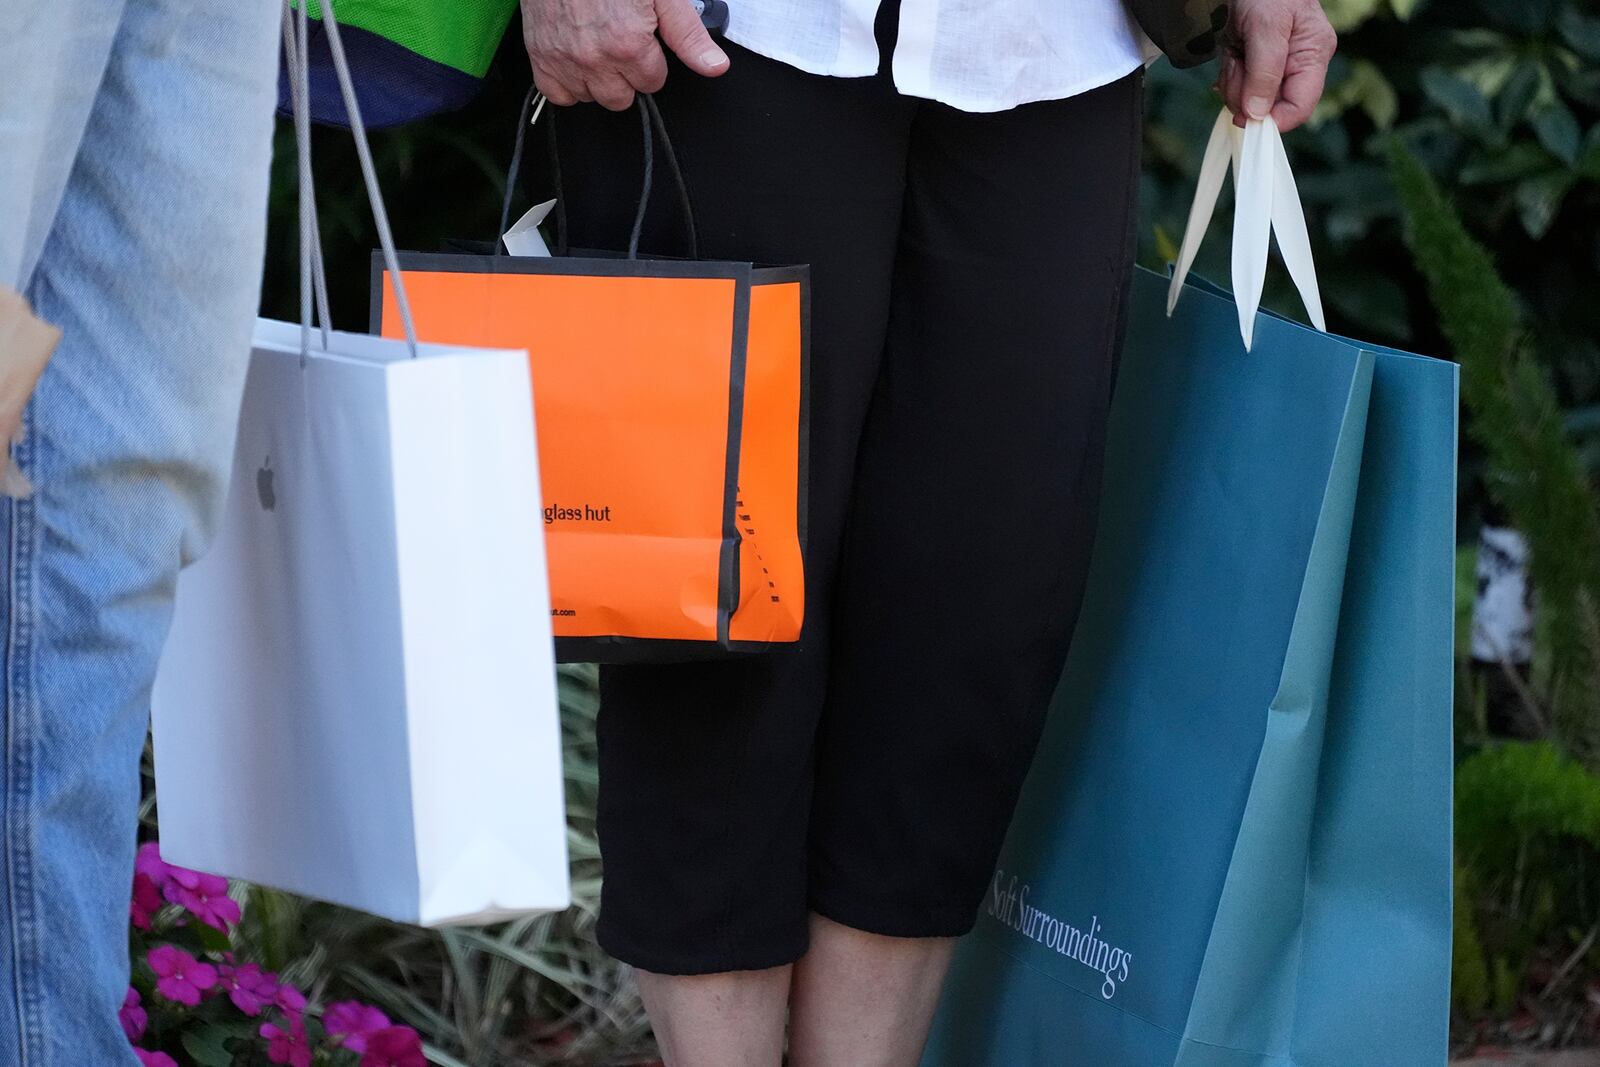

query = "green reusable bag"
280;0;518;128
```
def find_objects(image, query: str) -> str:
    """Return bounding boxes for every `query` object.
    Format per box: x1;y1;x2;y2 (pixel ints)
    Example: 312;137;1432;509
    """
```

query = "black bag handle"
498;88;699;261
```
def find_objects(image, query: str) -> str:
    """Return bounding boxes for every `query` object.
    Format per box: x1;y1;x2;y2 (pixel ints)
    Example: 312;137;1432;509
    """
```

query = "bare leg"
787;913;956;1067
636;965;793;1067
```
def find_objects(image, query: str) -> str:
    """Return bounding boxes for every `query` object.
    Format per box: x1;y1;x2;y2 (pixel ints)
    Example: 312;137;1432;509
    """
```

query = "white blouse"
724;0;1154;113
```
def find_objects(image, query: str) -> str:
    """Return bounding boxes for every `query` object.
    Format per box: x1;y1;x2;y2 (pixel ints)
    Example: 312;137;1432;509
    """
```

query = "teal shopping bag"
923;114;1457;1066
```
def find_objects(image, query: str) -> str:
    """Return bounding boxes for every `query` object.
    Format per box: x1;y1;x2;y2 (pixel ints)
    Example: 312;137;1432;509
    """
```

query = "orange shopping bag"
372;97;809;662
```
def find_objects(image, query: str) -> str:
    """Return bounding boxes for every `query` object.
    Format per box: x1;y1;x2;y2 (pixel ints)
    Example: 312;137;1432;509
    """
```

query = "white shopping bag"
150;0;568;926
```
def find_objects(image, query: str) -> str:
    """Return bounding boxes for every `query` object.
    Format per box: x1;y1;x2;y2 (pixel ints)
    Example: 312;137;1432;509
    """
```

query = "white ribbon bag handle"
1166;110;1326;351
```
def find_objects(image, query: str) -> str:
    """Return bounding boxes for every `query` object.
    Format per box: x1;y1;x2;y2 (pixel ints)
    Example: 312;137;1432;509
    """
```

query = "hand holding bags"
923;112;1457;1065
373;96;811;662
151;0;568;927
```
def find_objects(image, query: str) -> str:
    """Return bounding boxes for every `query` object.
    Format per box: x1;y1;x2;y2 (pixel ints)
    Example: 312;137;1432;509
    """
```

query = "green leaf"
1326;271;1412;341
196;922;233;956
1557;7;1600;62
1452;863;1491;1015
1388;0;1420;19
1515;171;1575;238
1361;78;1399;130
1458;142;1556;185
338;976;456;1047
1566;404;1600;437
1391;141;1600;762
422;1045;475;1067
1387;139;1520;399
1350;59;1401;129
1496;59;1542;132
1577;124;1600;179
1320;59;1400;130
182;1028;238;1067
1458;56;1518;99
1485;0;1561;36
1455;546;1477;655
1153;224;1180;265
1561;66;1600;111
1531;102;1582;165
1144;124;1193;168
1323;0;1384;32
1421;67;1496;135
450;927;605;991
1449;28;1514;57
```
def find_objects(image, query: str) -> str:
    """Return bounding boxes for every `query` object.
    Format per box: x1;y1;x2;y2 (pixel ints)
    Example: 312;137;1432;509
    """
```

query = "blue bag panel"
1287;351;1457;1067
1177;328;1374;1061
275;20;487;130
1172;267;1458;1066
924;268;1370;1064
926;928;1183;1065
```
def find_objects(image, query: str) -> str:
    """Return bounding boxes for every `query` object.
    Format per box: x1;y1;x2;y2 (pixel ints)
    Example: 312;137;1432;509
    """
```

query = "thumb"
1241;12;1289;121
657;0;729;77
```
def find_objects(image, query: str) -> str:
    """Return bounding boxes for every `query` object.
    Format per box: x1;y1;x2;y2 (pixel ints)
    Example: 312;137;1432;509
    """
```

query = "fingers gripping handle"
1166;110;1325;350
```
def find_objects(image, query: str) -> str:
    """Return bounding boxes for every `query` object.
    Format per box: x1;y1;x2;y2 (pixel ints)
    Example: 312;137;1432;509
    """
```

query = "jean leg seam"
5;415;45;1067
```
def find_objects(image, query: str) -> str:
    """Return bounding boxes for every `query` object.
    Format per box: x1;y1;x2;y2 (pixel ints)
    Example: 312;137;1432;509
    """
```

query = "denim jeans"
0;2;279;1063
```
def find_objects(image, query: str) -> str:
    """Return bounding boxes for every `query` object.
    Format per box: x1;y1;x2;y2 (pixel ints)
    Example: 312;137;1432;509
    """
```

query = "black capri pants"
546;18;1144;975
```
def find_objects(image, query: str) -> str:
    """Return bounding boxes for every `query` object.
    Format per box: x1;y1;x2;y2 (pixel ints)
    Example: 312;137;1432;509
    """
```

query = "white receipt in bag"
502;199;556;258
152;320;569;927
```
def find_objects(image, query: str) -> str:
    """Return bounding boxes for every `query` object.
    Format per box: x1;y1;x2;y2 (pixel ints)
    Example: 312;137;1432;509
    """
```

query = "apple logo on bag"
257;456;276;512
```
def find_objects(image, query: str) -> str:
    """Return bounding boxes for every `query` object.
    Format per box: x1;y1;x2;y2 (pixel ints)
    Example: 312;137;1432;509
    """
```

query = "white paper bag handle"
281;0;419;358
1166;110;1326;350
280;3;332;357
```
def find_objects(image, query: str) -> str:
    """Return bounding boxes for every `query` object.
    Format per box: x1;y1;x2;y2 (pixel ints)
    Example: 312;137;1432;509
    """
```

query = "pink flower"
134;1051;179;1067
119;987;147;1042
359;1026;426;1067
217;961;279;1016
162;865;241;931
261;1015;313;1067
274;982;307;1017
147;945;218;1006
136;841;171;887
130;873;164;931
325;1000;391;1052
